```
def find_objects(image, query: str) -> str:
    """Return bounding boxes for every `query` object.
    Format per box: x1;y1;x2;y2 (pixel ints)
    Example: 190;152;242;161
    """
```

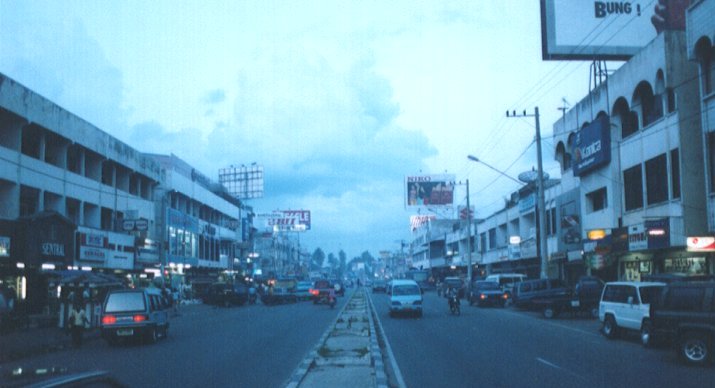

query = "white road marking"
536;357;587;381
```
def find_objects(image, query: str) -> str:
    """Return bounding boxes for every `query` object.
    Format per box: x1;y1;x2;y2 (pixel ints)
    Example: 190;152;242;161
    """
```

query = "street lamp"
467;155;523;185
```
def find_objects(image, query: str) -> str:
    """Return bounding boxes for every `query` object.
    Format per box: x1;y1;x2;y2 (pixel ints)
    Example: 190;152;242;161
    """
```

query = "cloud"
202;89;226;105
0;3;130;142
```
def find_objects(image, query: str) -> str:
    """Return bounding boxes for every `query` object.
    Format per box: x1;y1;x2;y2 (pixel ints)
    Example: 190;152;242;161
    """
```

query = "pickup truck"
650;281;715;365
530;276;605;319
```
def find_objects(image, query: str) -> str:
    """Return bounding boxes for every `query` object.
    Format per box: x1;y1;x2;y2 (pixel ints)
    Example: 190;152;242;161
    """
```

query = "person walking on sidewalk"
68;303;88;347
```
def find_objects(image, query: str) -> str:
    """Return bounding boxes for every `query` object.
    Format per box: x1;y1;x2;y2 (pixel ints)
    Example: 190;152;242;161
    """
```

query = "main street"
2;289;714;388
374;291;714;388
0;298;346;387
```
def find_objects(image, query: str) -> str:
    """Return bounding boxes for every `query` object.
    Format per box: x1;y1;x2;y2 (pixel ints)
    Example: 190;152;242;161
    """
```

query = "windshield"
2;1;712;387
104;292;146;313
475;282;500;290
392;285;420;296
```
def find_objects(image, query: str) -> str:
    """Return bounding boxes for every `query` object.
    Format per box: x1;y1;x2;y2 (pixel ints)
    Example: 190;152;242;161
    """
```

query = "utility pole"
465;179;473;296
507;107;548;279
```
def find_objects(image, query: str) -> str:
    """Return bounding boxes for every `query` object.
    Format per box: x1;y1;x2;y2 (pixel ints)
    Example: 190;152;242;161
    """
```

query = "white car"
389;279;423;318
598;281;666;346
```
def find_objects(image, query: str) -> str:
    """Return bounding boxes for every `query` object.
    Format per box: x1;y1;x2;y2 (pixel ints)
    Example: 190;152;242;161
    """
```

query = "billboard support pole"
466;179;473;297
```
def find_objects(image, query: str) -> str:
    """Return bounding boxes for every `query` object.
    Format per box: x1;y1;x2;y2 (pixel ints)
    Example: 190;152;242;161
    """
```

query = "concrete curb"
366;290;407;388
284;290;354;388
365;290;389;388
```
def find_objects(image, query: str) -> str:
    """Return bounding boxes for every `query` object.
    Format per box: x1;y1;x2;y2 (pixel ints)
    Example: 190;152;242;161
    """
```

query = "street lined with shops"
2;288;712;387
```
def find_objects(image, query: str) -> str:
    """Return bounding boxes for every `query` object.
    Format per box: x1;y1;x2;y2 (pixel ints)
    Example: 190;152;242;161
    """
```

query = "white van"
484;273;527;299
389;279;423;318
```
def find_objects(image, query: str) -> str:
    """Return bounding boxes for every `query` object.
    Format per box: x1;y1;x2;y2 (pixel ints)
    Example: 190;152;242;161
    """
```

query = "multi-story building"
146;154;243;290
0;73;163;313
553;29;711;281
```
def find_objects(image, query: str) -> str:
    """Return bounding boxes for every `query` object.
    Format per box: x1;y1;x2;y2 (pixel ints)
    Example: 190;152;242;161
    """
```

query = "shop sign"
628;224;647;251
687;237;715;252
41;242;65;257
646;218;670;250
0;236;10;257
664;257;707;274
80;246;106;262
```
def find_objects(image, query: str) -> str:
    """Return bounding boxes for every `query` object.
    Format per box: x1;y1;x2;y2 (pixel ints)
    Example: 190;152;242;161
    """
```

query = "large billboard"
406;174;455;208
540;0;689;60
255;210;311;232
219;164;264;199
573;115;611;176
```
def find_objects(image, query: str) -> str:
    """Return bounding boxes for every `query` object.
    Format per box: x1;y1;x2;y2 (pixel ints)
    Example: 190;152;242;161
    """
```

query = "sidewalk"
0;307;186;364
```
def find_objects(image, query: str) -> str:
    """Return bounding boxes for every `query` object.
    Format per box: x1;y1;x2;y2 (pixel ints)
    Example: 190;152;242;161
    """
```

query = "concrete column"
39;130;46;163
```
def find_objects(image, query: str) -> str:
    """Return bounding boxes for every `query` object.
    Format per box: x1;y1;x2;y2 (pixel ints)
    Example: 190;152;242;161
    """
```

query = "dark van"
512;278;568;309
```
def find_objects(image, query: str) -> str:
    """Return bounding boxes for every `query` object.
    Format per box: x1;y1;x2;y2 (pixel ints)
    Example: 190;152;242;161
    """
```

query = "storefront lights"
509;236;521;245
587;229;607;240
16;262;25;269
41;263;56;270
81;266;92;271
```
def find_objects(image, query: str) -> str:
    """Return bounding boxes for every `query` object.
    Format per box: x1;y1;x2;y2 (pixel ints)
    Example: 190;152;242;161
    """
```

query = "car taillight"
133;315;147;322
309;289;319;296
502;293;509;299
102;315;117;325
480;294;486;300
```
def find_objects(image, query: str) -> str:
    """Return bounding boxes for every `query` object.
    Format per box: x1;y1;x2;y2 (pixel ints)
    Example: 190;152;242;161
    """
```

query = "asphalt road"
0;296;346;388
372;290;715;388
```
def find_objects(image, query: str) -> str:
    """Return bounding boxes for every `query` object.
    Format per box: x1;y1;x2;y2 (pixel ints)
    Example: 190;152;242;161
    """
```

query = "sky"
0;0;622;259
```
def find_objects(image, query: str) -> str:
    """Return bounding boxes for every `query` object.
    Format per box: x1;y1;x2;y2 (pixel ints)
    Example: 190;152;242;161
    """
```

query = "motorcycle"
448;294;460;315
328;295;336;309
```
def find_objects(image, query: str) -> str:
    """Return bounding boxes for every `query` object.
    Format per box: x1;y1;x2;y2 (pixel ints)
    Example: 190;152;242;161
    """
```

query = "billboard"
540;0;689;60
406;174;455;208
573;115;611;176
255;210;311;232
219;164;264;199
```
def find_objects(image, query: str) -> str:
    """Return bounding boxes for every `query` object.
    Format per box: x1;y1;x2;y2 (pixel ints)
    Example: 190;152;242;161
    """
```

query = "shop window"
488;228;496;250
546;208;557;236
666;88;676;113
646;154;668;205
586;187;608;212
623;165;643;211
670;149;680;199
479;233;486;253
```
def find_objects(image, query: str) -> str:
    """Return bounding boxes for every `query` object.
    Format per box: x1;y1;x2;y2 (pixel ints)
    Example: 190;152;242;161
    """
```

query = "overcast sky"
0;1;622;259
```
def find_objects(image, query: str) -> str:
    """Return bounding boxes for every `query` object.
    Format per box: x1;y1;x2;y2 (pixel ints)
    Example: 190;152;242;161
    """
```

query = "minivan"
389;279;423;318
512;278;568;309
598;281;666;346
100;288;170;345
484;273;527;299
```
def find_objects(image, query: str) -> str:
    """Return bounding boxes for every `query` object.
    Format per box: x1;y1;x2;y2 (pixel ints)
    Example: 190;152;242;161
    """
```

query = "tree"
327;253;338;272
338;250;347;276
311;248;325;270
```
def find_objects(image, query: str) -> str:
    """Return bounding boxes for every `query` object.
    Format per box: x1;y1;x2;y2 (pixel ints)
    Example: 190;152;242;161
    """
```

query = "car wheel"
543;306;558;319
680;332;710;365
145;328;158;344
602;315;618;339
640;320;652;347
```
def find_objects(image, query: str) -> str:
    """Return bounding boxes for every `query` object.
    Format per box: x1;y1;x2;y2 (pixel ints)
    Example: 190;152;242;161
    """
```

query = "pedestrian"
68;302;88;347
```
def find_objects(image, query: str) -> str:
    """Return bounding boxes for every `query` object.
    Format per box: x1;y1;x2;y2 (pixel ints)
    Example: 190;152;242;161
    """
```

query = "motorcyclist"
327;287;336;308
445;286;459;310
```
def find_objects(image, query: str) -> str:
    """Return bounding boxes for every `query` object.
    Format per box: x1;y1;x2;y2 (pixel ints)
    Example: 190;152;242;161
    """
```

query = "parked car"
292;281;314;301
389;279;423;318
468;281;508;307
100;288;170;345
650;281;715;365
530;276;605;318
598;281;666;346
202;283;249;307
372;280;387;293
512;278;569;309
484;273;527;300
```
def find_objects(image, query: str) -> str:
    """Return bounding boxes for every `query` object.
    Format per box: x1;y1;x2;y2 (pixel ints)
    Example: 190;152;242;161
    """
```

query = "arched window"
556;141;569;172
613;97;637;139
633;81;658;128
